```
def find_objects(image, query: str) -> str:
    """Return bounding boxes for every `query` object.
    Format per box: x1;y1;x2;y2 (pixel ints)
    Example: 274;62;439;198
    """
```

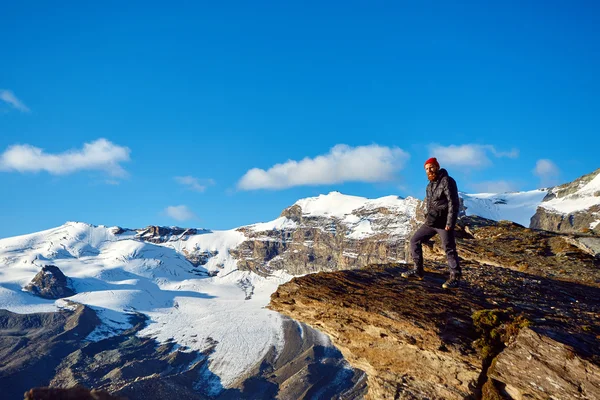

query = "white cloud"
237;144;410;190
0;89;30;112
533;159;560;187
175;176;215;192
165;205;197;221
429;144;519;168
0;138;131;177
470;180;519;193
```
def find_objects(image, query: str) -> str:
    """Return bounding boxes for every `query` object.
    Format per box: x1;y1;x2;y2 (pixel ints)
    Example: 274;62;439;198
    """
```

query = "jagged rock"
111;226;125;235
280;204;302;223
24;265;75;299
489;327;600;400
530;205;600;235
182;249;219;267
530;168;600;235
136;226;203;244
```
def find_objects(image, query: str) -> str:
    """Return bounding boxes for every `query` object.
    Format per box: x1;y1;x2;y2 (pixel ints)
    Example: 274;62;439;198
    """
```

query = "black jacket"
424;168;459;229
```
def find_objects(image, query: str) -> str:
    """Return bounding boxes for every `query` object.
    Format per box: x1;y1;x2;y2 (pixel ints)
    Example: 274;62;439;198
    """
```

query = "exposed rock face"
530;205;600;235
232;193;418;276
135;226;208;244
531;168;600;234
0;305;100;400
490;327;600;400
24;265;76;299
270;218;600;400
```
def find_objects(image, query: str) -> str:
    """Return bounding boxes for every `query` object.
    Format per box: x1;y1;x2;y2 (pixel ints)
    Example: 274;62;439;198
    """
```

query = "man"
402;157;461;289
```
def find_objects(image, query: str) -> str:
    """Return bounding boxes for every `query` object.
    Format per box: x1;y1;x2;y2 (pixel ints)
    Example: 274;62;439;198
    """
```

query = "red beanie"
424;157;440;167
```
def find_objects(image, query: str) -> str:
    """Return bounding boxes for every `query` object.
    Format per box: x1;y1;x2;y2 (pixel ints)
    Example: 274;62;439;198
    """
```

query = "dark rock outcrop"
24;265;76;299
24;386;125;400
136;226;208;244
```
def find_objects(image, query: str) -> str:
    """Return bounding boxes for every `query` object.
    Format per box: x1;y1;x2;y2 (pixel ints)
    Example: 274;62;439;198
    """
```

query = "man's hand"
445;225;452;231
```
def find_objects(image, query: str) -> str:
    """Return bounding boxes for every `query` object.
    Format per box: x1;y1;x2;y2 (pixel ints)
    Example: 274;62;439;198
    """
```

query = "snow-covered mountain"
0;222;292;389
1;169;598;397
0;192;419;397
461;189;548;227
462;167;600;233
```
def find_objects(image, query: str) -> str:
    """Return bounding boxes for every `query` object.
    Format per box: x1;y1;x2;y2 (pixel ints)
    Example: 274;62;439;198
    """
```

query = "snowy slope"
461;190;548;227
541;171;600;229
0;221;294;389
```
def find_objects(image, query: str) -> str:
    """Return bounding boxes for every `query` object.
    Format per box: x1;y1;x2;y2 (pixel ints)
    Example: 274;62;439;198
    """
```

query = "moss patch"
472;308;532;362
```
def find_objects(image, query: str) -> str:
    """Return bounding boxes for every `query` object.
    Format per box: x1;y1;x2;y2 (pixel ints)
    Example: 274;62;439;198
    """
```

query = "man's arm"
443;177;459;229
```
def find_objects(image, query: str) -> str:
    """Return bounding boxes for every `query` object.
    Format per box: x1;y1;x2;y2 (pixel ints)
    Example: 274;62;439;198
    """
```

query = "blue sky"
1;1;599;238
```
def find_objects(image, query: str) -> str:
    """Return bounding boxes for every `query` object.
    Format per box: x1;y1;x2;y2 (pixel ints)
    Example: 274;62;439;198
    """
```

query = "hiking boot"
401;268;424;280
442;275;460;289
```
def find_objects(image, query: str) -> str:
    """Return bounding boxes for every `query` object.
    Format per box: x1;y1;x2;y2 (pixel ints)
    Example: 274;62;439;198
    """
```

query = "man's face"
425;163;439;181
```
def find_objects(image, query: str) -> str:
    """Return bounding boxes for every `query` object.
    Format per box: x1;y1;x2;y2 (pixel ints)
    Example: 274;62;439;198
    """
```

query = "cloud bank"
237;144;410;190
0;138;131;177
165;205;197;222
0;89;30;112
533;159;560;187
469;180;519;193
175;176;215;192
429;144;518;168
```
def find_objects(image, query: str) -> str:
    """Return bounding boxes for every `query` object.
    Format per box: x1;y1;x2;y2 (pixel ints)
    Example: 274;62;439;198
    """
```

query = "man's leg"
404;224;437;278
438;228;461;287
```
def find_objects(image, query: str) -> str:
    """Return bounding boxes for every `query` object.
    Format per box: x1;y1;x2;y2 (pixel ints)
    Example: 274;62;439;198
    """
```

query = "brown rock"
269;246;600;399
490;327;600;400
24;265;75;299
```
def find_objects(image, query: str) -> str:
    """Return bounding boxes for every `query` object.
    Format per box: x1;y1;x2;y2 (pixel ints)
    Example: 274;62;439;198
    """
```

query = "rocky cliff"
530;168;600;235
270;216;600;399
232;192;419;276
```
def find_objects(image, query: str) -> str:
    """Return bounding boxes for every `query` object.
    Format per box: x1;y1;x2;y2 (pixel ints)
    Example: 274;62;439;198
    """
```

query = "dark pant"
410;224;461;276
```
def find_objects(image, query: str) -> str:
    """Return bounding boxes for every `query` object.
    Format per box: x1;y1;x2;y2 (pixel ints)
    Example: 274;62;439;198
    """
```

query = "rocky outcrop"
530;168;600;235
232;224;406;276
270;218;600;400
232;194;418;276
135;226;209;244
24;265;76;299
530;205;600;235
489;327;600;400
